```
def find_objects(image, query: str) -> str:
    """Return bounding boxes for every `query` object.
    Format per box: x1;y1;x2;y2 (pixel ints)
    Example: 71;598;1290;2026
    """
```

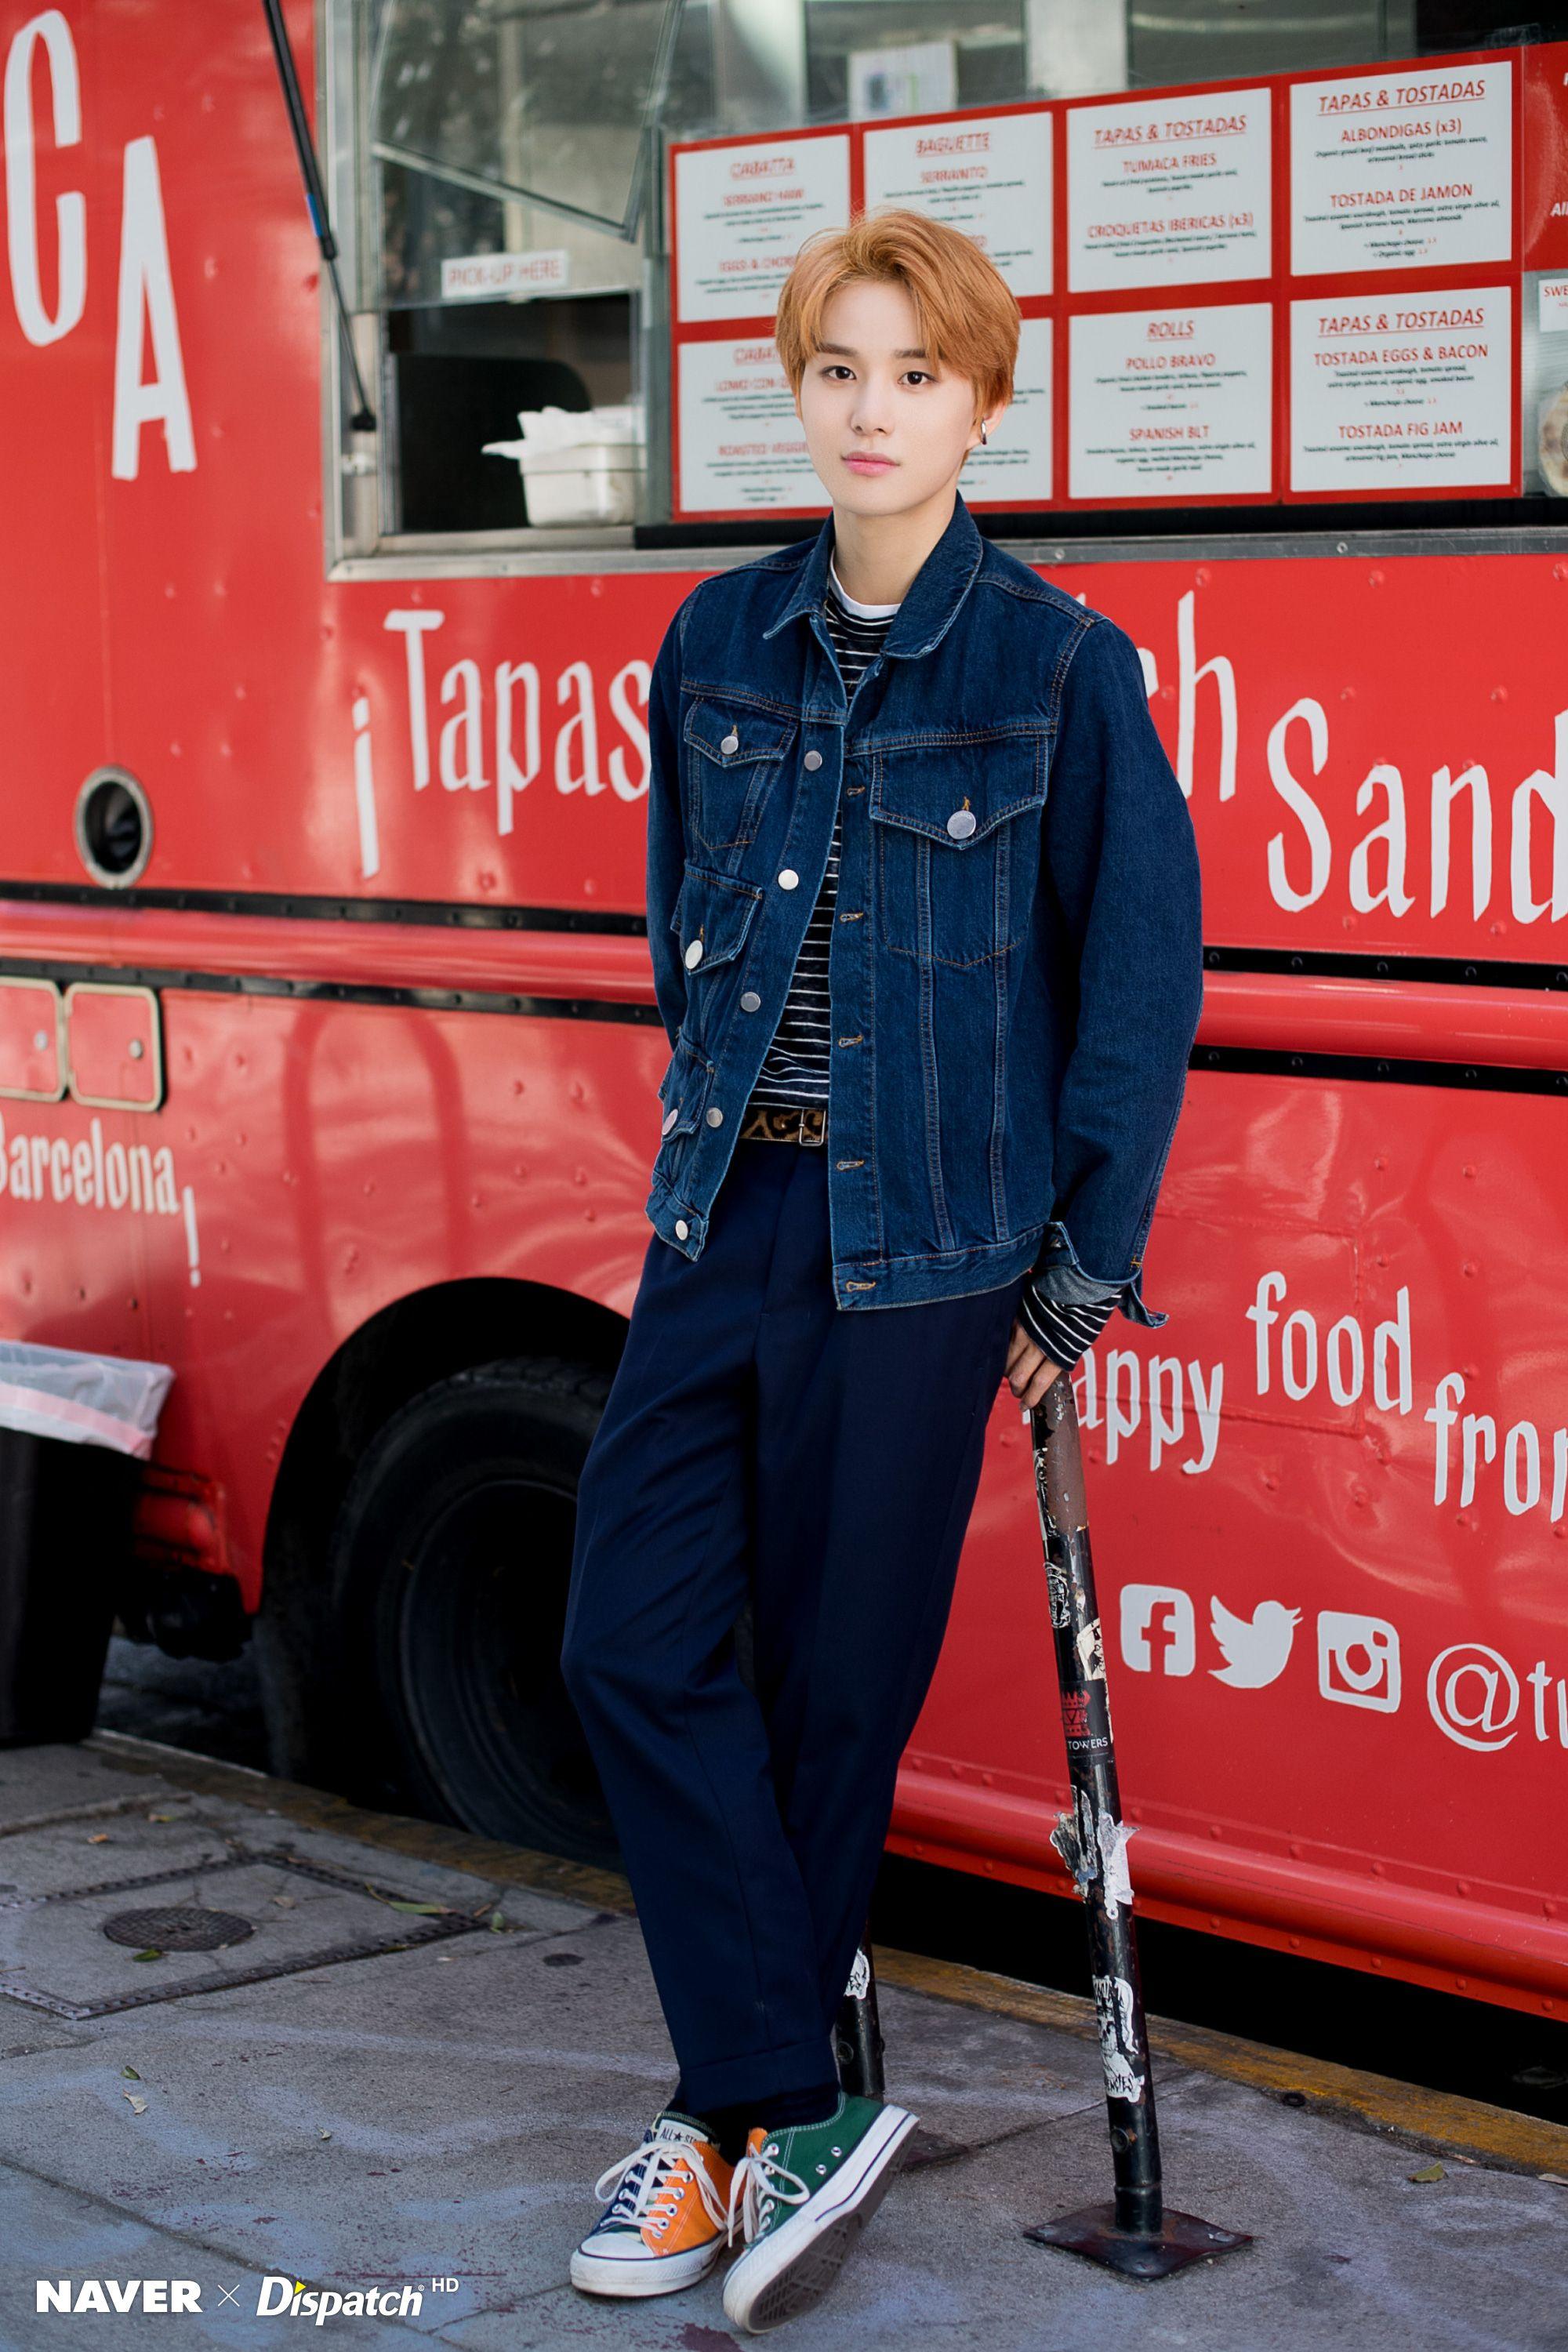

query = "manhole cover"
101;1905;255;1952
0;1843;485;2017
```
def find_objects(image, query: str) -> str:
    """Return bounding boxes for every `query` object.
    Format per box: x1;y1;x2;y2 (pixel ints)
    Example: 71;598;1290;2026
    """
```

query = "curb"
83;1728;1568;2180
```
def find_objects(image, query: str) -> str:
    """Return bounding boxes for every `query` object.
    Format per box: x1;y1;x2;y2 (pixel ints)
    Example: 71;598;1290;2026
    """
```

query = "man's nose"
849;383;893;434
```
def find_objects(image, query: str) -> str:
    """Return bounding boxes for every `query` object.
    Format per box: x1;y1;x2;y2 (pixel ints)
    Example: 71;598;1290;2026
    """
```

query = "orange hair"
774;208;1018;417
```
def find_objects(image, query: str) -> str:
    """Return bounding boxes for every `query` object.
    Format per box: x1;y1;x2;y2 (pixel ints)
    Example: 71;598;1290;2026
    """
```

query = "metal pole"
832;1930;885;2100
1022;1372;1250;2279
834;1923;966;2165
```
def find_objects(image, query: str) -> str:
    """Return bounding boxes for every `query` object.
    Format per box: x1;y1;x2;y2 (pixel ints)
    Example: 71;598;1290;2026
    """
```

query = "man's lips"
842;453;897;473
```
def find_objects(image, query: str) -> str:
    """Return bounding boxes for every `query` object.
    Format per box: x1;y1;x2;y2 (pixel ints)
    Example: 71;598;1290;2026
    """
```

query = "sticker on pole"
1093;1971;1147;2105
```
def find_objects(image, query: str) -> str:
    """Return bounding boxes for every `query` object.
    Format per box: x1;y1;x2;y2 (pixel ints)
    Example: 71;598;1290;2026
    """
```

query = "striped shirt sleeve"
1016;1282;1116;1374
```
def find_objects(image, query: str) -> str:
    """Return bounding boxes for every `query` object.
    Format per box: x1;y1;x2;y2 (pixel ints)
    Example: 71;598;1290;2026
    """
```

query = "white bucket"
0;1339;174;1459
484;403;644;527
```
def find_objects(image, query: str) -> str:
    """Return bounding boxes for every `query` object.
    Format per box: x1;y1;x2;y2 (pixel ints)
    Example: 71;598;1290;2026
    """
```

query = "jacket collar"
760;491;985;660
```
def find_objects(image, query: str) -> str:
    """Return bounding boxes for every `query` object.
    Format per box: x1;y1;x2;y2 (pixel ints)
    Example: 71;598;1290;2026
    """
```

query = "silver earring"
979;419;989;445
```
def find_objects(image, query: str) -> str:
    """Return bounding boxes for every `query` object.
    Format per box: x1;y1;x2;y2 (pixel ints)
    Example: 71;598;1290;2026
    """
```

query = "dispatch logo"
36;2276;444;2320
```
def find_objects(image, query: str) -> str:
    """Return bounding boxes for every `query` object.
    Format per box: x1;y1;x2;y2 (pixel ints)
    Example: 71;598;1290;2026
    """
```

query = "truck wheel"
324;1356;619;1868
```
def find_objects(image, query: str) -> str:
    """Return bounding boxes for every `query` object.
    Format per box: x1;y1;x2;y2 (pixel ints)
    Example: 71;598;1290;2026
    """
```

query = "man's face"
795;276;996;517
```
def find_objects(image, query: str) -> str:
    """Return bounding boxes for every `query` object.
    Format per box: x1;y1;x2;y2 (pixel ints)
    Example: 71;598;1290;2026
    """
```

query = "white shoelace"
593;2132;729;2239
725;2139;812;2248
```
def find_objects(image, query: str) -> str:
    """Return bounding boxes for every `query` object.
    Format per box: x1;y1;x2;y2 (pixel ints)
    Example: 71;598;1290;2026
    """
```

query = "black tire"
323;1354;620;1867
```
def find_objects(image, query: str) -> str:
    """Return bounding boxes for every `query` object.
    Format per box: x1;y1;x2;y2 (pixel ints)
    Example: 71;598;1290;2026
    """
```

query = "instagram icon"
1317;1611;1401;1713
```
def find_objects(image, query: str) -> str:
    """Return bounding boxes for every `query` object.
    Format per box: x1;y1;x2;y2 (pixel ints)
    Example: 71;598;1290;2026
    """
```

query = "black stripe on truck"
0;953;1563;1094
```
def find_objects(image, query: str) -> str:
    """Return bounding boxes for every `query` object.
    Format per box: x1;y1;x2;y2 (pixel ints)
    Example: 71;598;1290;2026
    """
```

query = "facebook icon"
1120;1585;1196;1676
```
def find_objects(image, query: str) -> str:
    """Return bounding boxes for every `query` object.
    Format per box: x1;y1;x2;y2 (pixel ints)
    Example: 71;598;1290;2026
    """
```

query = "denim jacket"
641;492;1203;1329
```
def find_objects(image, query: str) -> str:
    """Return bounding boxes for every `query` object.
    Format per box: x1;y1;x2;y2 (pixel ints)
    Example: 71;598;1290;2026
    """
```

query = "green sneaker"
720;2091;917;2333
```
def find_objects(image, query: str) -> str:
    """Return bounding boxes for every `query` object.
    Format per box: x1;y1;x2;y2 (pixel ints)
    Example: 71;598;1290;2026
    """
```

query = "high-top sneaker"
570;2107;735;2297
721;2091;916;2332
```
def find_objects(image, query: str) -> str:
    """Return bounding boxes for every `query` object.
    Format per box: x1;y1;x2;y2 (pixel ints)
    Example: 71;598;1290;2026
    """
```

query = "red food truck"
2;0;1566;2025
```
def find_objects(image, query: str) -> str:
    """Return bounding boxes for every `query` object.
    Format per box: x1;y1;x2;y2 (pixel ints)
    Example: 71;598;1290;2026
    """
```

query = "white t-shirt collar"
829;554;902;620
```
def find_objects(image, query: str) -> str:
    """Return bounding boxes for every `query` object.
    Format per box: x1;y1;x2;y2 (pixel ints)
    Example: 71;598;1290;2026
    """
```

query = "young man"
560;209;1203;2332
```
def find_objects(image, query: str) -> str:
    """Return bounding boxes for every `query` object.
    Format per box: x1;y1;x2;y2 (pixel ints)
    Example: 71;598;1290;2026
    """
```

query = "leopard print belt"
738;1103;827;1147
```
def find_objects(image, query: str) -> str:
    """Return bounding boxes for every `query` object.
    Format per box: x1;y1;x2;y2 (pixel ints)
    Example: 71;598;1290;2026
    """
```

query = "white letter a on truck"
112;134;194;477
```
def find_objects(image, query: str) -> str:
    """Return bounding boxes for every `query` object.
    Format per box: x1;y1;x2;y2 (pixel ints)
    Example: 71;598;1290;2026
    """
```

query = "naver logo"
37;2284;202;2316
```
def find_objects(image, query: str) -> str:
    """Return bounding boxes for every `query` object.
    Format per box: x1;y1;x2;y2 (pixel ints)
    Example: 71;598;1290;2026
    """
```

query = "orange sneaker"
570;2107;736;2298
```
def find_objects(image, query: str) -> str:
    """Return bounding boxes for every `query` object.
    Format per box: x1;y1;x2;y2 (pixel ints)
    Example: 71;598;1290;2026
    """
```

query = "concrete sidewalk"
1;1733;1564;2352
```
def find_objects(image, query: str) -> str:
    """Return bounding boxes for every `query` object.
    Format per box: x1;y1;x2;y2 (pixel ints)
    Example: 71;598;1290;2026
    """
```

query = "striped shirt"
746;564;896;1112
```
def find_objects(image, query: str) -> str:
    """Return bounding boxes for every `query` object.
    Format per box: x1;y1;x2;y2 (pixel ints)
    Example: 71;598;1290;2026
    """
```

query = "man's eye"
903;371;933;386
822;364;853;380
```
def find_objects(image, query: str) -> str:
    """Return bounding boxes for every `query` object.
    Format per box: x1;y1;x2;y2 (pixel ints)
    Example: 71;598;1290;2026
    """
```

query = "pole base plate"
1024;2202;1252;2280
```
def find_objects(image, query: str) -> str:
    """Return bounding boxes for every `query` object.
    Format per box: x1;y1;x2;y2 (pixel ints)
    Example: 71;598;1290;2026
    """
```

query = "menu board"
1070;303;1272;499
1066;86;1272;292
1290;287;1513;491
1290;60;1512;278
667;42;1556;517
862;111;1051;297
964;318;1053;499
677;338;825;514
674;134;852;325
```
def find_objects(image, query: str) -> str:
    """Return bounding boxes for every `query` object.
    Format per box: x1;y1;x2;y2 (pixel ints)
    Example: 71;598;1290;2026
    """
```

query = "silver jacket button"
740;990;761;1011
946;808;977;839
662;1106;680;1134
706;1105;724;1126
675;1218;689;1239
804;749;822;771
720;730;739;755
684;938;704;969
778;869;799;889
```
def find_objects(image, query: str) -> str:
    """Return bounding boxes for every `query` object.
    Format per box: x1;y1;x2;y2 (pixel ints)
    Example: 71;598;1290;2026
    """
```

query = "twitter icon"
1209;1597;1301;1688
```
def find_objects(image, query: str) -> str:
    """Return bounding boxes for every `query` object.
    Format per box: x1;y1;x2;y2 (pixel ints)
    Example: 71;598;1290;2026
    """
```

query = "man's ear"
967;401;1006;455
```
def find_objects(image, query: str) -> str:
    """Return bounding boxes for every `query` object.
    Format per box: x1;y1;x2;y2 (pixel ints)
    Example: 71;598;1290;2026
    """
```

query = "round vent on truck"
75;766;152;887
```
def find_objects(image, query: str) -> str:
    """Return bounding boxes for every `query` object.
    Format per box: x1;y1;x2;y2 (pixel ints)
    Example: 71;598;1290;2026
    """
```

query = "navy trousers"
560;1133;1023;2113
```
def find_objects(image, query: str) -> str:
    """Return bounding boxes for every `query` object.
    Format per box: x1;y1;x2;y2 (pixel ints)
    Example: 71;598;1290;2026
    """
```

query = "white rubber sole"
569;2233;728;2298
721;2103;918;2334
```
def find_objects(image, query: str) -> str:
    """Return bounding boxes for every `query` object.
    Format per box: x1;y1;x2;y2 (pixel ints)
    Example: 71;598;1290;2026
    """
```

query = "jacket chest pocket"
869;731;1050;966
682;696;797;854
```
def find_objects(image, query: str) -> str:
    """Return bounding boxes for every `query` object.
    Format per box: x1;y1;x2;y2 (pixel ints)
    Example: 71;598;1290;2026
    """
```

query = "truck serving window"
331;0;691;550
325;0;1562;569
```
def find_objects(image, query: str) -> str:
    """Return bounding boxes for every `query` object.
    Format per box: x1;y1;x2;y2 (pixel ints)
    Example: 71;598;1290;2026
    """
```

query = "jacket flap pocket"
684;698;796;768
669;864;764;972
656;1037;712;1138
869;731;1047;846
